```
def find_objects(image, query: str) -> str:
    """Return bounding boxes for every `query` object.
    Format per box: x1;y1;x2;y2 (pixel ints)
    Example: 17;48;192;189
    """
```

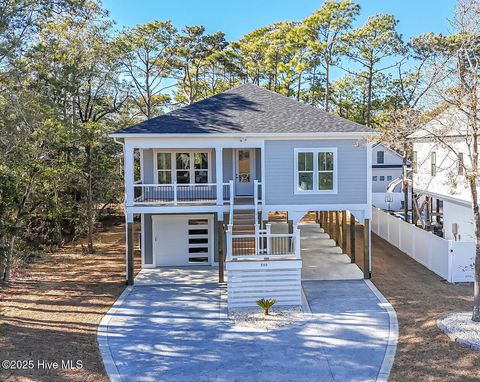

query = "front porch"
125;146;263;207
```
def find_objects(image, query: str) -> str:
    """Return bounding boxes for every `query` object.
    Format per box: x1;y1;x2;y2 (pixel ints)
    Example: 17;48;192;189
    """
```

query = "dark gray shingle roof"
113;84;372;135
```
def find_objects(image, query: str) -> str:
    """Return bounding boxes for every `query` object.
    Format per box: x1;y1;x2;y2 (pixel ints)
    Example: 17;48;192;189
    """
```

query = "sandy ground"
1;213;479;381
0;220;140;382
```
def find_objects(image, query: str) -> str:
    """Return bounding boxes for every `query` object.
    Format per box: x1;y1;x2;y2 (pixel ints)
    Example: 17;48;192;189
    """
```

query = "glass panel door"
235;149;254;196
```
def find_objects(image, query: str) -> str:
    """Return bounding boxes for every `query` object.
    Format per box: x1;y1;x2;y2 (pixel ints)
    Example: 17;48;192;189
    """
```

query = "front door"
235;149;255;196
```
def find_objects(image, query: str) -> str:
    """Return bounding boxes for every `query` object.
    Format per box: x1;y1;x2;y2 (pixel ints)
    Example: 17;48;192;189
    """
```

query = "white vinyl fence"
372;208;474;283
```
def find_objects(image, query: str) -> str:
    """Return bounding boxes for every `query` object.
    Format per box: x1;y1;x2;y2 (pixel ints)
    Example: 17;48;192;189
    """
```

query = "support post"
350;212;356;263
342;210;347;252
363;218;371;279
335;211;341;246
215;147;223;205
217;217;225;283
287;220;294;234
126;213;134;285
328;211;333;237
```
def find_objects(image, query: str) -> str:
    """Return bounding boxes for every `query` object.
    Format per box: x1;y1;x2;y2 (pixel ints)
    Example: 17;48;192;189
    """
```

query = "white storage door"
153;215;212;266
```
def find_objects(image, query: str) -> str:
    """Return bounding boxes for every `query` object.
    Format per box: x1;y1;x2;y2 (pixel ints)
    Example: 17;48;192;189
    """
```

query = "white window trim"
153;149;213;184
294;148;338;195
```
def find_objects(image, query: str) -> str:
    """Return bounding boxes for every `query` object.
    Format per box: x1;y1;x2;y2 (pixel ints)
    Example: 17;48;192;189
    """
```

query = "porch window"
295;148;337;193
156;150;210;184
157;153;172;184
176;153;191;183
194;152;209;183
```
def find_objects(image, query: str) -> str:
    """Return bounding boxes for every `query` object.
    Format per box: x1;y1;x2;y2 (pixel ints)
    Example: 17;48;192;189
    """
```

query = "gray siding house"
111;84;374;307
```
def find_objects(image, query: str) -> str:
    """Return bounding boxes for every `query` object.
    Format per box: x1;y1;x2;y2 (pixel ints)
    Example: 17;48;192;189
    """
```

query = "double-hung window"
157;153;172;184
295;148;337;193
156;150;210;184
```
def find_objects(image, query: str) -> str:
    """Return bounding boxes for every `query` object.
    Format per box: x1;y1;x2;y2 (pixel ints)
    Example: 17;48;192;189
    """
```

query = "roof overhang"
109;131;377;139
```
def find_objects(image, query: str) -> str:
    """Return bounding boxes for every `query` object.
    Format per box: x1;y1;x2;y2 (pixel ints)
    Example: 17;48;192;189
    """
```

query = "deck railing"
226;224;301;260
133;183;233;205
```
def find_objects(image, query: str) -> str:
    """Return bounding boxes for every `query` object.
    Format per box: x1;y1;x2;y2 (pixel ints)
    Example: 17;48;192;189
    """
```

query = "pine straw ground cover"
0;219;140;382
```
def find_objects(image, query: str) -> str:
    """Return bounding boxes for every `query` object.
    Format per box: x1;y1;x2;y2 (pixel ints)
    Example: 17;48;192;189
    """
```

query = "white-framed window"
294;148;337;194
373;176;378;181
387;175;392;181
155;150;211;184
431;152;436;176
379;176;385;181
458;152;464;176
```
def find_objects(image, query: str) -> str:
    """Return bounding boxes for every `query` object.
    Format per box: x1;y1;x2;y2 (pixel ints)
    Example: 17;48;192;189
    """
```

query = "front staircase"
231;204;257;255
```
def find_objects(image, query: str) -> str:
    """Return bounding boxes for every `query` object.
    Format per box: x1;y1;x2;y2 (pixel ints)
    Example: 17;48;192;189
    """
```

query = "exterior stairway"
231;203;257;256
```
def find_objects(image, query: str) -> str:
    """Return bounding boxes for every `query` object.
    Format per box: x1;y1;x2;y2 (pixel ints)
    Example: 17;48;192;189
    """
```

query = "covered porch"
125;146;263;207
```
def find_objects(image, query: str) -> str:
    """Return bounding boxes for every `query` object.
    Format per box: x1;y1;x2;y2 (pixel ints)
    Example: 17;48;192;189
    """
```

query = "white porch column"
215;147;223;205
124;145;135;206
125;212;134;285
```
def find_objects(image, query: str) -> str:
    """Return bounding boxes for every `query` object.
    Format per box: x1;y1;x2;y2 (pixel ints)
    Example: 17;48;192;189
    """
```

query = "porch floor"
135;266;219;285
300;223;364;281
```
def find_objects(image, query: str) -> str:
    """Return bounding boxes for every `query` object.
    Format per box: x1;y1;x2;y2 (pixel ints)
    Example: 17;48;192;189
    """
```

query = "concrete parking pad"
98;270;396;382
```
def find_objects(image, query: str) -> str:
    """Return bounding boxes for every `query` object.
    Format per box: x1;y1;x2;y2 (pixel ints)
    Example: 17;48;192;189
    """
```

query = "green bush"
256;298;277;316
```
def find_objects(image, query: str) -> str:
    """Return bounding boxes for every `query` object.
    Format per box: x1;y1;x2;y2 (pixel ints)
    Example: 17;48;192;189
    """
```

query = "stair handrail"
229;180;234;225
253;180;259;226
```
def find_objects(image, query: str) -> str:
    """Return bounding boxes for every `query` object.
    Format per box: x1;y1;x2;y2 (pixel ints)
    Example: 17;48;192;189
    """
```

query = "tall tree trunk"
86;145;94;254
3;235;16;282
296;72;302;101
366;67;373;128
403;144;409;223
468;176;480;321
324;61;330;112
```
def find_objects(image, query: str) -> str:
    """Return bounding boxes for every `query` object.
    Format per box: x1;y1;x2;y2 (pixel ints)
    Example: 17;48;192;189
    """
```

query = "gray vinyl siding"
264;139;367;205
223;148;233;182
142;213;219;267
142;149;154;183
255;148;262;181
143;214;153;265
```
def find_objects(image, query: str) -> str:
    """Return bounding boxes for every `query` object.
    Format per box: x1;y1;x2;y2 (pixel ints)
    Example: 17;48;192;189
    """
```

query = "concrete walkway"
98;268;396;382
300;223;364;280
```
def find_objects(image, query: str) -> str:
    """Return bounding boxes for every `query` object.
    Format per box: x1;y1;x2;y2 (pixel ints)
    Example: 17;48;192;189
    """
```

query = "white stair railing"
229;180;234;225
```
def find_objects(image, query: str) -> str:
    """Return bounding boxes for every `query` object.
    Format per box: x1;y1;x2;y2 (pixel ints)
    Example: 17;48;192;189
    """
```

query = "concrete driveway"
98;268;397;382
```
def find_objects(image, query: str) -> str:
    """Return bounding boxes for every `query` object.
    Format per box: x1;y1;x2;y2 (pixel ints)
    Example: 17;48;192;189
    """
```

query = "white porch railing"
226;224;301;260
133;182;232;205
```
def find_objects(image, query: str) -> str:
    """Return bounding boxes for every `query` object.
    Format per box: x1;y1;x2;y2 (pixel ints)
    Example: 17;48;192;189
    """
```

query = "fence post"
254;223;260;255
294;226;301;258
447;240;454;283
226;224;233;260
266;223;271;255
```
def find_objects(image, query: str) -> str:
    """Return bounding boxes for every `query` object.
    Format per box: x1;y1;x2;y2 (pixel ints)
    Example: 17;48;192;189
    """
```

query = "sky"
103;0;458;41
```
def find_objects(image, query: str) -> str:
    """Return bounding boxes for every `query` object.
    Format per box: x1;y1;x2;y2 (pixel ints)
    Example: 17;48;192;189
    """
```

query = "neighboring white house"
374;106;477;283
110;84;374;307
371;143;408;211
371;143;404;192
410;106;473;238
